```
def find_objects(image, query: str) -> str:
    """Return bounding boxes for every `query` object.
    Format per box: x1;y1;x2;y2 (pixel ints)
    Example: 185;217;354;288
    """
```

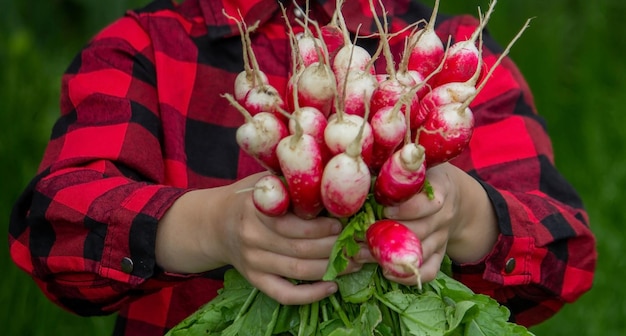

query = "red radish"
297;35;326;67
407;0;445;78
234;70;269;103
243;84;285;117
333;43;375;84
414;32;483;125
224;10;285;118
222;11;269;102
338;70;379;117
417;18;532;166
334;30;383;118
431;0;498;87
324;113;374;166
252;175;290;217
320;2;344;62
224;93;287;174
416;17;531;130
296;61;336;116
288;106;328;146
321;115;371;218
367;0;419;118
276;121;325;219
374;143;427;206
285;62;332;163
282;9;336;117
416;101;474;167
369;102;406;173
331;10;375;84
287;104;331;164
366;219;423;289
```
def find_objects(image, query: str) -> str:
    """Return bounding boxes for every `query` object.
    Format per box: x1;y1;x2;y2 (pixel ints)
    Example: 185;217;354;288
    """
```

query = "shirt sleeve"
440;16;597;327
8;14;192;315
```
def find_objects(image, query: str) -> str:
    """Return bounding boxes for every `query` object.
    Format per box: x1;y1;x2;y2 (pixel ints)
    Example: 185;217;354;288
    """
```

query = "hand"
157;172;360;305
355;163;498;286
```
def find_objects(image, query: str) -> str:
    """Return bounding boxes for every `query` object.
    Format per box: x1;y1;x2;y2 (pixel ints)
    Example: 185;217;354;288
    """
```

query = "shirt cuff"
98;185;188;286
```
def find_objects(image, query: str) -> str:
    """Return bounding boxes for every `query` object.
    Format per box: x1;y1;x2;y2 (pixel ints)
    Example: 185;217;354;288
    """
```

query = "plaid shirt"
9;0;596;334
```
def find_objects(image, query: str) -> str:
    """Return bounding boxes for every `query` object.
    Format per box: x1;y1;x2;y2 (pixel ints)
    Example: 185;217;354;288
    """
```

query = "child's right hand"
156;172;359;305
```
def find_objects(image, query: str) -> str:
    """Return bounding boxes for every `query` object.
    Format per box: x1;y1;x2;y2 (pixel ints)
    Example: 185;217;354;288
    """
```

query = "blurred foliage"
1;0;624;335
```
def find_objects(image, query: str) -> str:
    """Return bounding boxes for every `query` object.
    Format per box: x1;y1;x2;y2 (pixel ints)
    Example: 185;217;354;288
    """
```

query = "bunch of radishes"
225;0;530;284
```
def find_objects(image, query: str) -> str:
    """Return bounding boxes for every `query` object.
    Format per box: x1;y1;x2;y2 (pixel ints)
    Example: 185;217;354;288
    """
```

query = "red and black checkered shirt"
9;0;596;334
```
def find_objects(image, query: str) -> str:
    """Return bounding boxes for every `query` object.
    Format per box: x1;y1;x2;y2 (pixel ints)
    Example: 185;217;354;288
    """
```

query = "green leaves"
322;200;376;281
166;201;534;336
167;267;534;336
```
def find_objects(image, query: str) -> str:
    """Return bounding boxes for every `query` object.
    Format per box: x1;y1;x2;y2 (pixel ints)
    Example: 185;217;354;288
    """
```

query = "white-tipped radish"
297;61;337;116
366;219;423;290
276;122;325;219
321;115;371;218
223;11;270;103
369;102;406;173
431;0;498;87
252;175;290;217
224;93;287;174
367;0;419;118
417;17;532;166
407;0;445;78
339;70;379;117
416;101;474;167
324;113;374;166
373;143;427;206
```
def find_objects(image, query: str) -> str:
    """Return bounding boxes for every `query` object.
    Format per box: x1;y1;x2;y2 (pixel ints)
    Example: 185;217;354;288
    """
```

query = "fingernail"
331;222;343;235
384;206;398;219
327;282;338;294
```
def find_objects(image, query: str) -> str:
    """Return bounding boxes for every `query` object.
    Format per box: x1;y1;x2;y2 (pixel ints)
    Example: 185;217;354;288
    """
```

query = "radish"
416;100;474;167
320;0;345;62
224;93;287;174
367;0;419;118
431;0;498;87
406;0;445;78
243;84;285;117
338;70;379;117
373;143;427;206
296;35;326;67
320;114;371;218
417;16;531;130
369;102;406;173
417;18;532;166
222;11;269;102
296;61;336;117
324;113;374;167
225;9;284;117
276;120;325;220
366;219;423;289
252;175;290;217
331;9;375;85
288;106;328;149
281;7;336;117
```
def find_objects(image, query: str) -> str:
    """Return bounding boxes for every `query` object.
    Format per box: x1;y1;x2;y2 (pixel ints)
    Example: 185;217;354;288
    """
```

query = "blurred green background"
1;0;624;334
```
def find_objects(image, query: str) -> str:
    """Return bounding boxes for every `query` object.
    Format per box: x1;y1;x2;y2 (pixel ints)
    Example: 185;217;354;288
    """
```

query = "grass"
1;0;624;334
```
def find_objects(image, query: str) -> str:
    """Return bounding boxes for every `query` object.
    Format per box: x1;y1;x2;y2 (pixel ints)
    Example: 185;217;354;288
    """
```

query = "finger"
267;214;343;239
383;189;444;220
254;233;340;260
251;273;339;306
353;244;376;264
246;250;335;281
418;249;446;283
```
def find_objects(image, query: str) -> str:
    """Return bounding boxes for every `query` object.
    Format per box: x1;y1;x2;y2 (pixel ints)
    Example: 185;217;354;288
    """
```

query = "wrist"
155;188;229;274
446;168;499;264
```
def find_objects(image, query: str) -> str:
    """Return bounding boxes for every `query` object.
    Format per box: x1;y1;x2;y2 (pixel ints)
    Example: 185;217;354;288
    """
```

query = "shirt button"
504;258;516;274
121;257;134;274
293;7;305;19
